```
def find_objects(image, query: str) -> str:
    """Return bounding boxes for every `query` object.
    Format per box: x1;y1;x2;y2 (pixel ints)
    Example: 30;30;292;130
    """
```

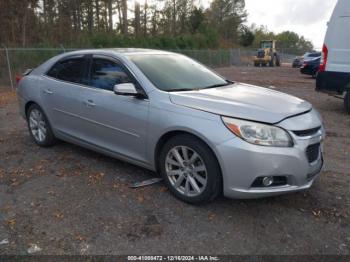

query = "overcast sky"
245;0;338;49
201;0;338;49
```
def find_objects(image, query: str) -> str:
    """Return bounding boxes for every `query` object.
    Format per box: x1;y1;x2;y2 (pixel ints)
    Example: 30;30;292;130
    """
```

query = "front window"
128;54;229;92
90;58;132;91
261;42;273;49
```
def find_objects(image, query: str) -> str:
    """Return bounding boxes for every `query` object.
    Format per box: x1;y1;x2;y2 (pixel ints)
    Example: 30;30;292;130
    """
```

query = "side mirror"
113;83;138;96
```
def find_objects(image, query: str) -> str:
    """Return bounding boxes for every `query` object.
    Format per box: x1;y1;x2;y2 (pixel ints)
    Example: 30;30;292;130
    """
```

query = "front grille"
306;143;321;163
293;126;321;137
257;50;265;58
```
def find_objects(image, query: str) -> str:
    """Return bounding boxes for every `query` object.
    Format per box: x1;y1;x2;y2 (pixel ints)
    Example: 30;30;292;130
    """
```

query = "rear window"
47;57;86;84
306;53;321;58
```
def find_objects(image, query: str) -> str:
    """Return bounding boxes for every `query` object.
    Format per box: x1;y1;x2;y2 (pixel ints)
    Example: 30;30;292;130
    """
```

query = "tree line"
245;24;314;54
0;0;313;53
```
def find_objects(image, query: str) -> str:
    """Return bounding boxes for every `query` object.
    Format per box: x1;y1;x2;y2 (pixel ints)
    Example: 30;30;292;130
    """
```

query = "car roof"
62;48;172;57
304;52;321;56
36;48;179;75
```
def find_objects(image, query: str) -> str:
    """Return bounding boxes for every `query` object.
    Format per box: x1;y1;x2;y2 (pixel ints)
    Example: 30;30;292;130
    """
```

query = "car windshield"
128;54;229;92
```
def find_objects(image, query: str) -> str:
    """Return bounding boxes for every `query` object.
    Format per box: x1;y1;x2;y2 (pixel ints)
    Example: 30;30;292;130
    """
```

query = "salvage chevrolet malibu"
17;49;325;204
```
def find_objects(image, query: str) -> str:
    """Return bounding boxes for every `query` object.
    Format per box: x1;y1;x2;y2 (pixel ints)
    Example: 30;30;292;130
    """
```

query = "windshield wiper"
203;81;233;90
167;80;234;92
167;88;200;92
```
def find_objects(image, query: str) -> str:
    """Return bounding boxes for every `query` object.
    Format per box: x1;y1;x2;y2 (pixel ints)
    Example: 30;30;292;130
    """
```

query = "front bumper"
292;62;302;68
215;113;324;199
316;71;350;94
254;58;269;63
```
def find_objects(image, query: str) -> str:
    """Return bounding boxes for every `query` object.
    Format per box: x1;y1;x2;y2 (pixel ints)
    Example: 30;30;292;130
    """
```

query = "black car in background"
300;57;321;78
293;52;321;69
303;52;322;61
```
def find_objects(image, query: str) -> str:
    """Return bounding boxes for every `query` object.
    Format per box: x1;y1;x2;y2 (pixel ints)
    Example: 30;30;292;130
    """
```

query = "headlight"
222;117;293;147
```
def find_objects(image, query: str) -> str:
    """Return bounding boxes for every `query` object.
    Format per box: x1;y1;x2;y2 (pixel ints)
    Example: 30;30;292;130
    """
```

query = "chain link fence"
0;48;74;89
0;48;299;90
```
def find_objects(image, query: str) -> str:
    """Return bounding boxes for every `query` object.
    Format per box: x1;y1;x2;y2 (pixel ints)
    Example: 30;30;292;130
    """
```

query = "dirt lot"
0;66;349;255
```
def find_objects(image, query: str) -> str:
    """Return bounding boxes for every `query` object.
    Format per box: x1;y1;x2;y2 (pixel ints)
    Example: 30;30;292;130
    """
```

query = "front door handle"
43;89;53;95
84;99;96;108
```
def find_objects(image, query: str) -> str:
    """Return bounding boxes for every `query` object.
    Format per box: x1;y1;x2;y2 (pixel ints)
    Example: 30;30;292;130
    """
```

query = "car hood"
169;83;312;124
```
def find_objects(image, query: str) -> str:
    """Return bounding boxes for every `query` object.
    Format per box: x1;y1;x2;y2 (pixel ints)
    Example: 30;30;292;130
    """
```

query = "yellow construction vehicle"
253;40;281;67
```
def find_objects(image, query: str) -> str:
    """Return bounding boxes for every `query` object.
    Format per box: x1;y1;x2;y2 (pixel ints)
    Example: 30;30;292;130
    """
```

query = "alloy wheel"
165;146;207;197
29;109;47;143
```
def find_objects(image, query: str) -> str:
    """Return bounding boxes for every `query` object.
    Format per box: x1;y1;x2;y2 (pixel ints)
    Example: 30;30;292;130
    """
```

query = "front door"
79;55;149;163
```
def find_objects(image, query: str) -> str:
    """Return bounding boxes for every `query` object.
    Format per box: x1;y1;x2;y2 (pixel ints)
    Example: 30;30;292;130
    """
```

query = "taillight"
15;75;23;85
319;44;328;72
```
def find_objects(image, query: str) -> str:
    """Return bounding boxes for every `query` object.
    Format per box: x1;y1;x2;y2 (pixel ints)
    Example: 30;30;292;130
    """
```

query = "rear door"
41;55;89;137
79;55;149;163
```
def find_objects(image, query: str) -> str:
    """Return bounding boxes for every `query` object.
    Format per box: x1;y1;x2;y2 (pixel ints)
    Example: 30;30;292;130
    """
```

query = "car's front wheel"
159;134;222;204
27;104;56;147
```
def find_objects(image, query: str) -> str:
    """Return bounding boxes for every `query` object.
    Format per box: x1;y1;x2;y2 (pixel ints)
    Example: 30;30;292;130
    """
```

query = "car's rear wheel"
159;134;221;204
27;104;56;147
345;92;350;113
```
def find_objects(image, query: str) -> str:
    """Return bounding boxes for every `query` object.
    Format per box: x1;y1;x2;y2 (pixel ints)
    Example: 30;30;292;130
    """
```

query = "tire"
159;134;222;204
276;55;281;67
26;104;56;147
345;92;350;113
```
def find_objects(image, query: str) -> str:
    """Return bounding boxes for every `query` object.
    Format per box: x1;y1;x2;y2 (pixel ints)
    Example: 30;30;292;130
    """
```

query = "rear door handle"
43;89;53;95
84;99;96;107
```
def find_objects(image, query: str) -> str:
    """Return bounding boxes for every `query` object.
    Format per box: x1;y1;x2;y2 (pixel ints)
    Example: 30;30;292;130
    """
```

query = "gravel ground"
0;66;349;255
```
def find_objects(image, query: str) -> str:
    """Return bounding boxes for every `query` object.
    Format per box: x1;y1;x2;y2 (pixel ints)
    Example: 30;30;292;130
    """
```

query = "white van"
316;0;350;112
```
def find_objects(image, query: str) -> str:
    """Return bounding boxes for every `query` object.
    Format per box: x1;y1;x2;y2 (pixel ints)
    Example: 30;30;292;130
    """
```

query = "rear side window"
309;53;321;58
47;57;86;84
90;58;132;91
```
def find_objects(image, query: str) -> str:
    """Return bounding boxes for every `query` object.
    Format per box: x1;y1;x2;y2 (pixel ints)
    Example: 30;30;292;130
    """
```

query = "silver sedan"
17;49;325;204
